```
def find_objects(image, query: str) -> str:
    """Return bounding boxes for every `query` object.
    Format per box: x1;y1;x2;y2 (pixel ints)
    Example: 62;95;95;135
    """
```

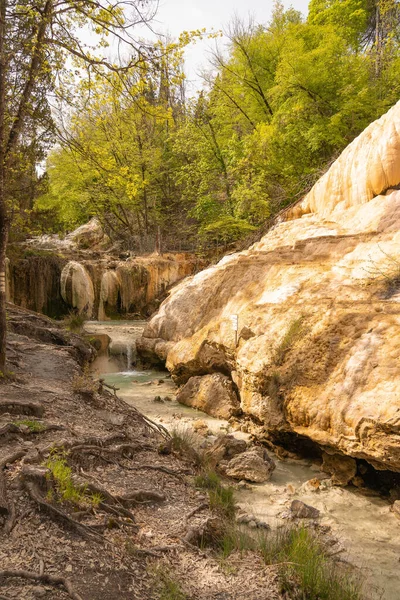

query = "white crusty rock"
139;100;400;472
61;261;95;317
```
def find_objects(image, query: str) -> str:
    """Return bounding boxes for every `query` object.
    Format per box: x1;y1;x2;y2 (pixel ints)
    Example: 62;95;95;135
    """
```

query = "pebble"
32;586;47;598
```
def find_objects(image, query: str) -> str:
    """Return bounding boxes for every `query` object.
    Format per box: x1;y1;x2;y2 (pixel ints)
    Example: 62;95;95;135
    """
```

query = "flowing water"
90;320;400;600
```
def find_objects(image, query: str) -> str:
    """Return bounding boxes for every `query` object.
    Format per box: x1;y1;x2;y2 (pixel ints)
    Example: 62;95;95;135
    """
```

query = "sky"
147;0;310;92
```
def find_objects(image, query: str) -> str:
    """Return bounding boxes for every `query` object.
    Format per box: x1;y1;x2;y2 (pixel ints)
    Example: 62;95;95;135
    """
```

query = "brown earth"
0;306;280;600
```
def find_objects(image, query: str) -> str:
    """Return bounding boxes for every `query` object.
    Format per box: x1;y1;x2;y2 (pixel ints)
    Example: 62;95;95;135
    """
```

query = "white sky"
149;0;310;92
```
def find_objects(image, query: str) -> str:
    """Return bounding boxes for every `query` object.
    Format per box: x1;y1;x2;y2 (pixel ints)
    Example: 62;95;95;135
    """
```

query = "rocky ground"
0;306;283;600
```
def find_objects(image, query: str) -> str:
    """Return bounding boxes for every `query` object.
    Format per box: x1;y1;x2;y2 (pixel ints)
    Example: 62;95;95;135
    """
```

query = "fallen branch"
0;569;83;600
185;502;209;523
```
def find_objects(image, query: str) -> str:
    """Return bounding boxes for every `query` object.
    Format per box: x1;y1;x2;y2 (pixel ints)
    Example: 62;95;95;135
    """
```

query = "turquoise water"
102;369;169;390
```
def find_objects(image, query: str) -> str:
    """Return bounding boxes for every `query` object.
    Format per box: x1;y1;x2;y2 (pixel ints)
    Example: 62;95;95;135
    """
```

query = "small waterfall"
126;344;132;371
126;343;137;371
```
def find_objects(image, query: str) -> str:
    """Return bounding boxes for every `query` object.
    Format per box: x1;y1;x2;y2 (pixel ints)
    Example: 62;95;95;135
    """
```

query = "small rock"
391;500;400;519
248;520;257;528
163;396;172;402
153;395;164;403
32;586;47;598
65;564;73;573
290;500;320;519
300;478;321;493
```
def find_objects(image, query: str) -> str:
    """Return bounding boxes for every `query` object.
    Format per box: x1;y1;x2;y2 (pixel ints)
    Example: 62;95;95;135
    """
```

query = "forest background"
18;0;400;253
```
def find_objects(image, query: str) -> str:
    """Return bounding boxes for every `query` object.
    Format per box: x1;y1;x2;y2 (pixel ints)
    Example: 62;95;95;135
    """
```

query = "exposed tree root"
0;424;20;438
0;569;83;600
0;402;44;418
71;473;137;523
0;451;27;520
21;469;105;544
117;490;166;505
0;422;67;440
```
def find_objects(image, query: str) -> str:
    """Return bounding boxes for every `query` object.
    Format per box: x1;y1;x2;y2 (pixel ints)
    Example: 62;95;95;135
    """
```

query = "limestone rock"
139;101;400;472
66;217;109;249
290;500;320;519
225;449;276;483
176;373;241;420
321;452;357;486
205;435;247;465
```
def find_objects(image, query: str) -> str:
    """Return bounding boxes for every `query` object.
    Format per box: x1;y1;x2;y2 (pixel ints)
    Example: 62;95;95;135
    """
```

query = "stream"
87;321;400;600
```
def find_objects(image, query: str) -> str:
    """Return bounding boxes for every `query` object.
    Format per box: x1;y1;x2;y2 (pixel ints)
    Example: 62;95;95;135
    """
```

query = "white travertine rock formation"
61;261;95;317
288;100;400;220
140;101;400;471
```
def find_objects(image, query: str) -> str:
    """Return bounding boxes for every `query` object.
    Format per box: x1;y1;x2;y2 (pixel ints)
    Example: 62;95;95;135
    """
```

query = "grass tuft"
150;564;188;600
44;450;102;508
195;468;235;520
13;419;46;432
170;426;206;467
72;367;98;398
273;316;305;366
62;310;87;333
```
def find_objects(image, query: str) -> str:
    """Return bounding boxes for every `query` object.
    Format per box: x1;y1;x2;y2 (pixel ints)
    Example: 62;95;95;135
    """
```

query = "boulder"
176;373;241;420
205;435;247;465
290;500;320;519
225;448;276;483
66;218;109;249
321;452;357;486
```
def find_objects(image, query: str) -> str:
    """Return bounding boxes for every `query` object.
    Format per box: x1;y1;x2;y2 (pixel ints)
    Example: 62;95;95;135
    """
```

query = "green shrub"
170;426;206;467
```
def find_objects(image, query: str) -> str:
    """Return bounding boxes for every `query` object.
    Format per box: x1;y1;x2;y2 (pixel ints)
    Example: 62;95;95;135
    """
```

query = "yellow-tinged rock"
139;101;400;471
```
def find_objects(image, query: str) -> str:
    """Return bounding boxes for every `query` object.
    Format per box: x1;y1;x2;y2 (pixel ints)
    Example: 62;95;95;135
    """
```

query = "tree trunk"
0;0;7;372
0;209;7;372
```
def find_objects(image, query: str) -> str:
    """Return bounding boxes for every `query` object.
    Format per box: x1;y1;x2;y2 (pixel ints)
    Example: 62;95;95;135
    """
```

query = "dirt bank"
1;306;281;600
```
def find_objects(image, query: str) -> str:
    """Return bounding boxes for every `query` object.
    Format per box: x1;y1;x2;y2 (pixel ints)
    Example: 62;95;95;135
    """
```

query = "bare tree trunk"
0;0;7;372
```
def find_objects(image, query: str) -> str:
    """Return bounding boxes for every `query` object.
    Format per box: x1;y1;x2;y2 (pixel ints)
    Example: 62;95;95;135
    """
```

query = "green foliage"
194;469;235;520
13;419;46;433
170;426;205;466
35;0;400;251
45;451;102;508
275;526;364;600
273;316;305;366
218;523;364;600
62;310;87;333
